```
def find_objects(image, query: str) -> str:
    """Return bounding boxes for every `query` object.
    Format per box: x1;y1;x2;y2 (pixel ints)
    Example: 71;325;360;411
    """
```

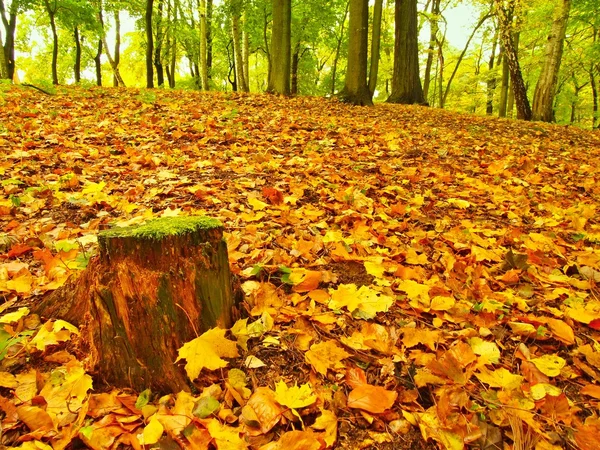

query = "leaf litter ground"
1;86;600;449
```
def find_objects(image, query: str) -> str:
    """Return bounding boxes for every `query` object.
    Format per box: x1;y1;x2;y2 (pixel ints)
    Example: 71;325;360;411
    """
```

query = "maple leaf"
328;284;394;318
176;328;239;380
475;368;523;389
259;430;322;450
274;380;316;410
204;417;248;449
305;340;350;375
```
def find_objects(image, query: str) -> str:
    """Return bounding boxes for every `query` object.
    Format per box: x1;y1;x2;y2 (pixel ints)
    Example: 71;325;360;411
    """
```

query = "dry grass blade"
507;414;540;450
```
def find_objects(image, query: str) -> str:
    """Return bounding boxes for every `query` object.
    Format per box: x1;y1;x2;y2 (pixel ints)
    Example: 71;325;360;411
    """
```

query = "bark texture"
145;0;155;88
496;0;531;120
338;0;372;106
267;0;291;95
368;0;383;97
387;0;424;104
532;0;572;122
35;217;236;393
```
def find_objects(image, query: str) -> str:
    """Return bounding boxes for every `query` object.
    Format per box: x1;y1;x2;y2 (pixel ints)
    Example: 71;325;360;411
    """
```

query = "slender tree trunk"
368;0;383;97
154;0;165;86
242;9;249;90
498;49;509;117
199;0;209;90
94;6;103;86
339;0;372;105
101;34;126;87
0;29;7;78
43;0;60;85
495;0;531;120
167;0;177;88
387;0;424;104
263;5;271;85
114;10;121;86
268;0;291;95
73;26;81;83
330;0;350;96
486;28;499;115
207;0;213;80
507;31;519;116
146;0;155;88
591;67;598;129
442;12;490;107
232;13;248;92
531;0;572;122
291;42;300;95
423;0;440;101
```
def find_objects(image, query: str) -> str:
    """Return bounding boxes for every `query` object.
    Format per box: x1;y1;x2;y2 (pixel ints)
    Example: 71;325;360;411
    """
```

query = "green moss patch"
100;216;222;241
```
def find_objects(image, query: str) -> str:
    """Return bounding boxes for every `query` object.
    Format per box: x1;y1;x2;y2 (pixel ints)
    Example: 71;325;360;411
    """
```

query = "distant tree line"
0;0;598;126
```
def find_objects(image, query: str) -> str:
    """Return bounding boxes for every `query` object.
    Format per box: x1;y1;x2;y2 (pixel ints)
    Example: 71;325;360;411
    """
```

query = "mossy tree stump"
35;217;235;393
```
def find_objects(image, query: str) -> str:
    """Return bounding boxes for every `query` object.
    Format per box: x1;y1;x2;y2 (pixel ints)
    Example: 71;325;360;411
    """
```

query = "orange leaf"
347;384;397;414
581;384;600;399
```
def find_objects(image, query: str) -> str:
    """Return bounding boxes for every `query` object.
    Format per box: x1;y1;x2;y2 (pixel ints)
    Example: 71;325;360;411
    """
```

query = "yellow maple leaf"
176;328;239;380
405;248;428;265
305;340;350;375
29;320;79;351
205;417;248;449
0;306;29;323
311;408;338;447
248;197;268;211
468;337;500;364
274;381;316;410
364;259;385;278
328;284;394;318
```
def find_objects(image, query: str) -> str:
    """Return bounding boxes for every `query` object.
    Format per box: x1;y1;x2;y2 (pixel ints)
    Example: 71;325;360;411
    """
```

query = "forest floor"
1;85;600;450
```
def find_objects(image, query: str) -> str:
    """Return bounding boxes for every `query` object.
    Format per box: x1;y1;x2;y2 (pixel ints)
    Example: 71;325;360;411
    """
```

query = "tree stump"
35;216;236;393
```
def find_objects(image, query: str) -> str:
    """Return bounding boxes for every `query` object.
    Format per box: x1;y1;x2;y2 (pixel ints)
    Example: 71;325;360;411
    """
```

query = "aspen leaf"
176;328;239;380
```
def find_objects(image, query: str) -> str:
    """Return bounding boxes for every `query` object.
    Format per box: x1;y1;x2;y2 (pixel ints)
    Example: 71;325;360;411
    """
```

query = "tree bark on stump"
35;217;236;394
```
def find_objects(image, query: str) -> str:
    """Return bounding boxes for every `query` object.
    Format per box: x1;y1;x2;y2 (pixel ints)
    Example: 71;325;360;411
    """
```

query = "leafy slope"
0;86;600;449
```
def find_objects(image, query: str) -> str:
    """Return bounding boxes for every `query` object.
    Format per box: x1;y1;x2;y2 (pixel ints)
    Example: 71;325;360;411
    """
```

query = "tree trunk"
263;5;271;86
44;2;59;85
34;217;237;394
207;0;213;80
291;42;299;95
73;26;81;83
0;29;8;78
387;0;424;104
442;12;490;107
330;0;350;96
507;31;519;117
498;49;509;117
531;0;571;122
591;67;598;129
486;28;499;115
242;9;249;90
200;0;209;90
268;0;291;95
114;10;121;87
154;0;165;87
368;0;383;97
0;0;17;80
423;0;440;101
495;0;531;120
232;13;248;92
146;0;155;88
102;32;126;87
166;0;177;88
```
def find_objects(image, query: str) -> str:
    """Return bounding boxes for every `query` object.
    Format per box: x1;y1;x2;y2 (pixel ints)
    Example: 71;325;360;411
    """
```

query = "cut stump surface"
35;216;235;393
